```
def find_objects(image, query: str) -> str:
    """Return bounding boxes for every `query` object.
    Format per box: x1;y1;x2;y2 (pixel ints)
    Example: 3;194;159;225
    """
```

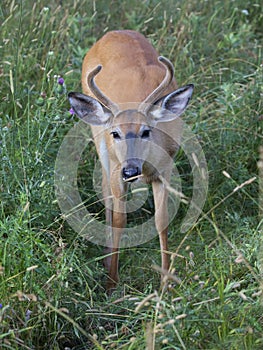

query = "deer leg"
106;171;127;292
152;178;170;279
101;167;113;272
106;196;127;292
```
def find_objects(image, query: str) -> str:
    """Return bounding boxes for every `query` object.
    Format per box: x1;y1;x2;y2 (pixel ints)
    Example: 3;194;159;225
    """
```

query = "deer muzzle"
122;161;142;182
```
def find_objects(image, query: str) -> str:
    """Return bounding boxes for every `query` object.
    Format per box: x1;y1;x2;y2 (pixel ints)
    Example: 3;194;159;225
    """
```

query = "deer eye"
141;129;151;138
111;131;121;139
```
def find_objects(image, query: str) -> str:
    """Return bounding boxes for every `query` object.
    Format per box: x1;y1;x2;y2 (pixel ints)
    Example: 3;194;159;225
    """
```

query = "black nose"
122;166;141;182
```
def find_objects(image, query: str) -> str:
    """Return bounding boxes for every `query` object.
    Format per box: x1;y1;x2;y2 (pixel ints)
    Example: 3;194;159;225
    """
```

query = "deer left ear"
150;84;194;123
68;92;112;125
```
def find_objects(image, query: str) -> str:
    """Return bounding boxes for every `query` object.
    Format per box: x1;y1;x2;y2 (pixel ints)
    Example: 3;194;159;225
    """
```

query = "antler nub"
139;56;174;114
87;56;174;116
87;65;119;115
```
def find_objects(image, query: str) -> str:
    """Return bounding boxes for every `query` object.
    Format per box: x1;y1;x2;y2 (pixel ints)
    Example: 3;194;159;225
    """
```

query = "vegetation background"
0;0;262;349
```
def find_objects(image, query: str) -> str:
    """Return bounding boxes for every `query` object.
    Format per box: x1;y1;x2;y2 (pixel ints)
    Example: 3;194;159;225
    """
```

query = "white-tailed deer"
68;30;193;292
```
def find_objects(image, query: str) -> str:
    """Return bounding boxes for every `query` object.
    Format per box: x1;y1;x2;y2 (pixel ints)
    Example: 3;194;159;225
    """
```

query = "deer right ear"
68;92;112;126
149;84;194;124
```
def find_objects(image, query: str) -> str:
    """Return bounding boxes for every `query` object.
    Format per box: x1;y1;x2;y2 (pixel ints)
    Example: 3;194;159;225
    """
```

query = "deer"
68;30;194;292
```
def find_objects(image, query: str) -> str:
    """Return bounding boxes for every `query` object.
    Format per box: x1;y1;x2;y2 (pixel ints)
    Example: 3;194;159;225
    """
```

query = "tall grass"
0;0;262;349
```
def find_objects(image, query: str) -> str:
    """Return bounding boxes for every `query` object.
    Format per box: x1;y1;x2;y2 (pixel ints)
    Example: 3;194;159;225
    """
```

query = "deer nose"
122;166;141;182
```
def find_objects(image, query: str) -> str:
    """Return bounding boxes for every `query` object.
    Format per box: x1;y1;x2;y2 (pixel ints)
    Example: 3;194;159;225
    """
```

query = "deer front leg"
106;172;127;292
101;167;113;272
152;178;170;280
106;197;127;292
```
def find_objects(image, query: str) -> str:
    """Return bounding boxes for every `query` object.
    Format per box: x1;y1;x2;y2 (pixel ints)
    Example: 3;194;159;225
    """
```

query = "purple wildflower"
69;107;75;115
0;303;2;309
58;77;64;85
25;309;32;322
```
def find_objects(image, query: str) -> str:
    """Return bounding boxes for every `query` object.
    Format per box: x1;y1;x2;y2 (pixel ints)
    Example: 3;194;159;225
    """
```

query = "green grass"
0;0;263;349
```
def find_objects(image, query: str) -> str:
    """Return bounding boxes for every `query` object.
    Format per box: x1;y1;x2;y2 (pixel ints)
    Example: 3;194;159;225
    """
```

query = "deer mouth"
122;166;142;182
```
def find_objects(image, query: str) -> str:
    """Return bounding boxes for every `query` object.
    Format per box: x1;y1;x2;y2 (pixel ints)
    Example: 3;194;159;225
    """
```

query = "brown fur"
82;30;178;103
76;30;192;292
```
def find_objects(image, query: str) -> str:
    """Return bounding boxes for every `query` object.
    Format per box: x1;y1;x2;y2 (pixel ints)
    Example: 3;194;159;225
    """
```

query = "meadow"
0;0;262;349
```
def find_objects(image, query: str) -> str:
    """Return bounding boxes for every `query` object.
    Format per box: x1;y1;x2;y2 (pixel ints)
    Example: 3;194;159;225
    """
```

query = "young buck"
68;30;193;292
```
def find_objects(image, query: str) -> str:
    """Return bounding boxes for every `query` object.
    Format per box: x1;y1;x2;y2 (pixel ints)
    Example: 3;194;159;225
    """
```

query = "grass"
0;0;262;348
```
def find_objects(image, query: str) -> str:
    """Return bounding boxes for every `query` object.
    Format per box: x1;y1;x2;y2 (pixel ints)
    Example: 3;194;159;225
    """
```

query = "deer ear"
68;92;112;125
150;84;194;123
